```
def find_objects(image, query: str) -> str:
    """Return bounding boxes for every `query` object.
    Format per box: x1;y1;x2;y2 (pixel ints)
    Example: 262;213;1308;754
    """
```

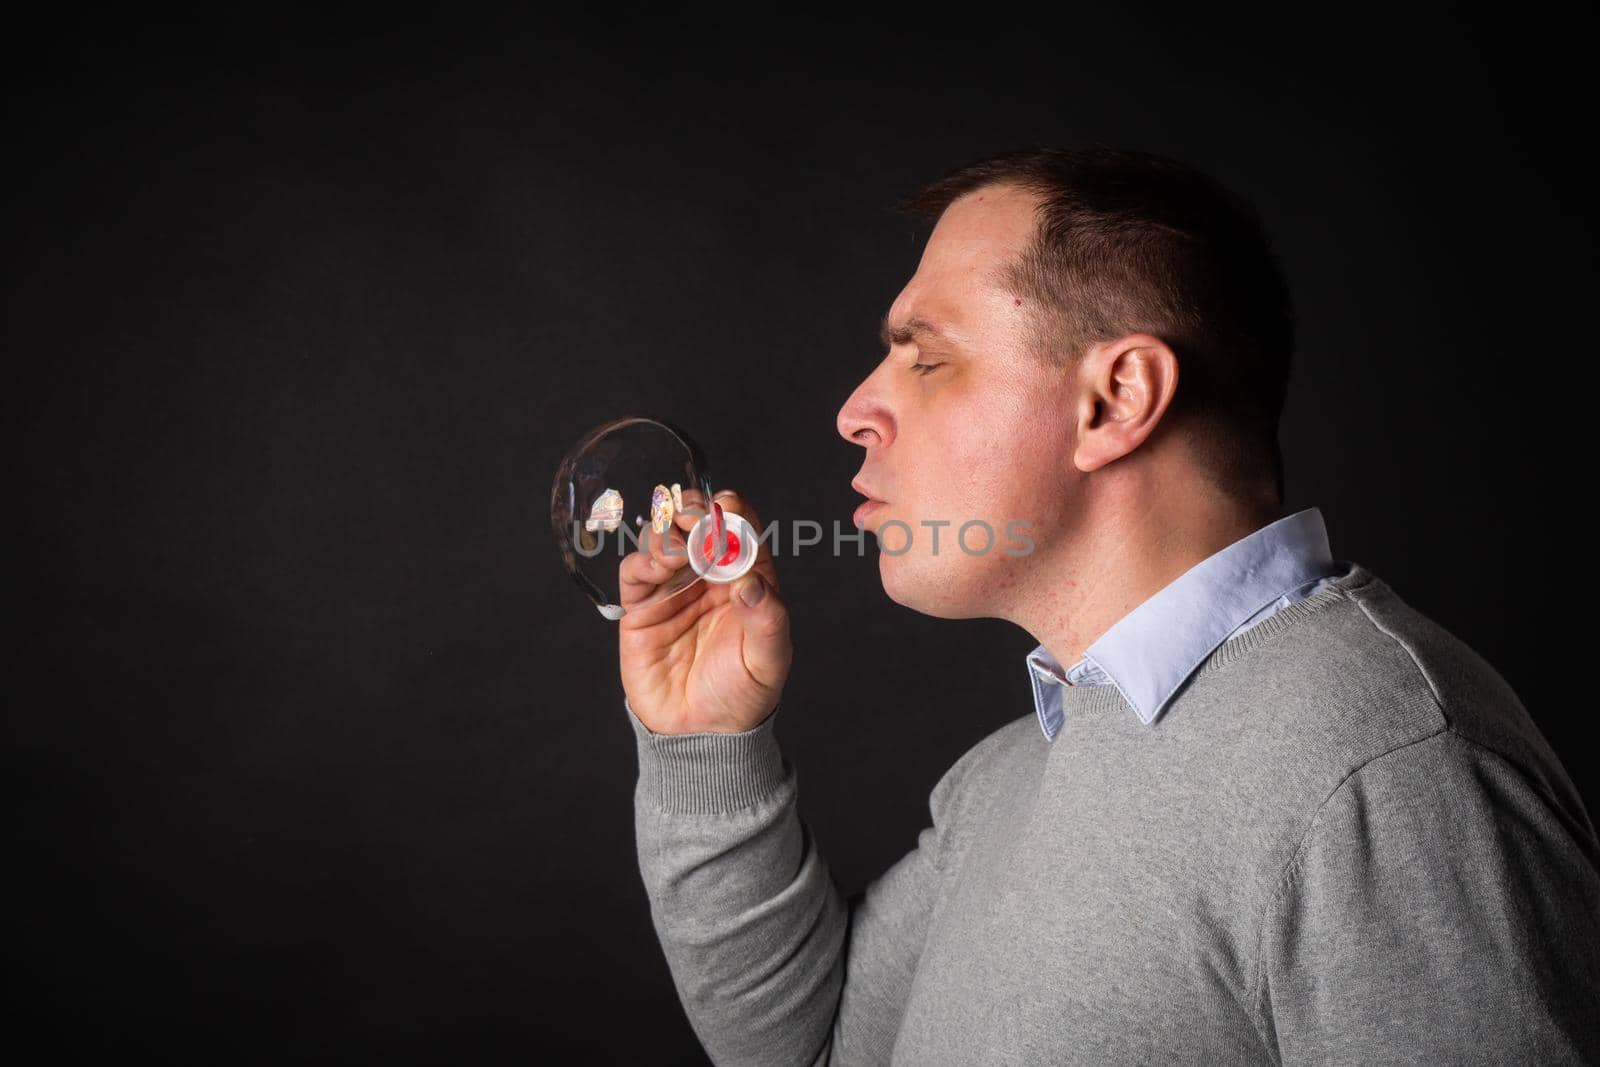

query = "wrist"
625;697;788;813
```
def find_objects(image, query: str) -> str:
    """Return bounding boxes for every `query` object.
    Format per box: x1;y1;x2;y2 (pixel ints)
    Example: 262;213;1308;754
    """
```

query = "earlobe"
1072;396;1113;473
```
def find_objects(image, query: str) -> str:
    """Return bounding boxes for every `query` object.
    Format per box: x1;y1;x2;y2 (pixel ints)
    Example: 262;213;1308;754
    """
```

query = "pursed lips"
851;477;885;502
851;477;888;529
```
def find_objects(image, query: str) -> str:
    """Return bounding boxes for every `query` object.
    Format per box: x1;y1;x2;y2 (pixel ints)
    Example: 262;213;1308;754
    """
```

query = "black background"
12;8;1593;1063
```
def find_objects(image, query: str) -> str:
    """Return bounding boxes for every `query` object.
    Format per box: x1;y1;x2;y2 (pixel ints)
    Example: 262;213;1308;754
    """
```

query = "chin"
878;551;988;620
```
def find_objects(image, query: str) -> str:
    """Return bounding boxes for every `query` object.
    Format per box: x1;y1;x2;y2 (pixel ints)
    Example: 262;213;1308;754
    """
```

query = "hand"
618;489;792;735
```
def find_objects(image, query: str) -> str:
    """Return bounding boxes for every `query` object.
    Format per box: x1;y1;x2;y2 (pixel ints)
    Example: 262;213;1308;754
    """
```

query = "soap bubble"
550;416;722;620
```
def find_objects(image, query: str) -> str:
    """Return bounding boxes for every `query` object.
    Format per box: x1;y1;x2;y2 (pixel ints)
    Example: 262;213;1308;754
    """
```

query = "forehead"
885;183;1041;338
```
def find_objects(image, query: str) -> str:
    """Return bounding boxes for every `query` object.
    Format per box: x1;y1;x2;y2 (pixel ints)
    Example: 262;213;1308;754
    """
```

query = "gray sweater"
626;562;1600;1064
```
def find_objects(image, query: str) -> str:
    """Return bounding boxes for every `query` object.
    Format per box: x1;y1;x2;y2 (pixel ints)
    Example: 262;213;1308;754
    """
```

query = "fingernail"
738;576;765;607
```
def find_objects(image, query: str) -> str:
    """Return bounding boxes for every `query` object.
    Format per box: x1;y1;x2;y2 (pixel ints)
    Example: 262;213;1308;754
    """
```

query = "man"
614;146;1600;1064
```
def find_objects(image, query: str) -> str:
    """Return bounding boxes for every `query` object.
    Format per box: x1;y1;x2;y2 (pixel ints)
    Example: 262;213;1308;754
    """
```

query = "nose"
836;372;892;449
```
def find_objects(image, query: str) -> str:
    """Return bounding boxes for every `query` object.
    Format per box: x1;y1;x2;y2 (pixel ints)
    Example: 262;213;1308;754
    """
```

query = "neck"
1014;479;1279;671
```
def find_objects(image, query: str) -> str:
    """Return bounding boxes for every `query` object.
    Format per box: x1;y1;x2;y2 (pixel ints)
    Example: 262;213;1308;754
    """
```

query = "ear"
1072;332;1180;474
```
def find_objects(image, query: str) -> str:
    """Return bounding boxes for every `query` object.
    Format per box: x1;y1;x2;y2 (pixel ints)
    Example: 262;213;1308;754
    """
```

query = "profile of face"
836;183;1084;619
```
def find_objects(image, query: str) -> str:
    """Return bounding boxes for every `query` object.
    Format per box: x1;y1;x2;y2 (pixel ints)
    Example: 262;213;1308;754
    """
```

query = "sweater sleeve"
1254;728;1600;1064
626;699;983;1066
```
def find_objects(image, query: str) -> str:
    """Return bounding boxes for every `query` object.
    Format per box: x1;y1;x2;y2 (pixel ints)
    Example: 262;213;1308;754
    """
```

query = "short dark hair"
896;144;1295;511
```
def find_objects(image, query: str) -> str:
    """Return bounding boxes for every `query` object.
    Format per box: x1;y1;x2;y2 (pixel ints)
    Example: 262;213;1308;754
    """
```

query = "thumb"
731;571;792;688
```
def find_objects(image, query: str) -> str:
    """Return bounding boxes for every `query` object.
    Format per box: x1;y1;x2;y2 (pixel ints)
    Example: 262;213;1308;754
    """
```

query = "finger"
729;569;792;690
619;526;692;607
619;548;677;600
673;488;704;532
618;571;709;631
710;489;778;587
711;489;761;532
650;515;690;564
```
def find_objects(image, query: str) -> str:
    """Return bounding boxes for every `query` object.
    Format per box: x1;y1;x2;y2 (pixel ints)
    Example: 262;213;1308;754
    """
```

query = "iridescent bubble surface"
550;416;717;620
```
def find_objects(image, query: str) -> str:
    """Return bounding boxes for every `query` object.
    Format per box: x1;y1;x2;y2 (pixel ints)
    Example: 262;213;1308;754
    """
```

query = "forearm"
628;701;847;1066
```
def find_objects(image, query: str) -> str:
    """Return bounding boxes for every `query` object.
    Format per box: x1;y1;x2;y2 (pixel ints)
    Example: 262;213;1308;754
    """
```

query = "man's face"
837;183;1082;618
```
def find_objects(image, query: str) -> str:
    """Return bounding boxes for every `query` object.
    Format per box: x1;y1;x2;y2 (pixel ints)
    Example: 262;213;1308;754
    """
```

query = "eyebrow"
878;314;953;350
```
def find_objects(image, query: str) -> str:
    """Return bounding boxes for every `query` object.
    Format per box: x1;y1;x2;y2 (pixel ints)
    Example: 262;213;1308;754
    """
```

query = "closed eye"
911;361;944;376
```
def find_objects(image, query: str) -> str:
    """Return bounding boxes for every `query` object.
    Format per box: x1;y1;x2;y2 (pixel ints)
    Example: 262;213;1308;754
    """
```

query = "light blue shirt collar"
1026;507;1339;737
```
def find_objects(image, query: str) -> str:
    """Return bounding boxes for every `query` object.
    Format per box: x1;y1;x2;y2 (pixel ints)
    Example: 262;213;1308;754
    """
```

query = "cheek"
945;396;1065;514
973;445;1058;535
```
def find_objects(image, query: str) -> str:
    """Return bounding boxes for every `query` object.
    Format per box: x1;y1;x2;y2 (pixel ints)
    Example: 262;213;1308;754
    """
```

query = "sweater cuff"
625;697;788;814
